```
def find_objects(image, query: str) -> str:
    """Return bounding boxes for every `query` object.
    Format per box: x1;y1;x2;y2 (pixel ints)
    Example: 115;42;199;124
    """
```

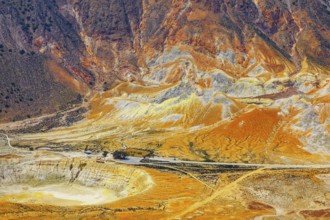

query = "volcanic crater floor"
0;150;329;220
0;157;154;207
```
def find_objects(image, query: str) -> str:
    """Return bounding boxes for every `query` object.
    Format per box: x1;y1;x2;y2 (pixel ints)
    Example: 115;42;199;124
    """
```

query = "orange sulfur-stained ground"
0;161;329;220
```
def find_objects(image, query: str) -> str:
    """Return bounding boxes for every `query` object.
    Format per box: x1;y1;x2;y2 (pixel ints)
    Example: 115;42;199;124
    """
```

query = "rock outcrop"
0;158;154;205
0;0;329;163
0;0;329;122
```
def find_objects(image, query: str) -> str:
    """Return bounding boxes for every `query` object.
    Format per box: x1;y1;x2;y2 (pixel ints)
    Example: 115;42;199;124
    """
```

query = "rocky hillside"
0;0;329;122
0;0;329;163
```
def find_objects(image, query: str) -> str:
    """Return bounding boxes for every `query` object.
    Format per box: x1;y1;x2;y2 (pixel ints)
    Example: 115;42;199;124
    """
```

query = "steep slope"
0;0;329;163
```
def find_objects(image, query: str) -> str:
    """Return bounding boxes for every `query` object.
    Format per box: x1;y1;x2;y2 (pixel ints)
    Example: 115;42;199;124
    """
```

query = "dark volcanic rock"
0;0;329;123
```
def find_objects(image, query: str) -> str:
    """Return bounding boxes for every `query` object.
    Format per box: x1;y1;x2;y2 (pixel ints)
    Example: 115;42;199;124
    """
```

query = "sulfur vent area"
0;158;153;206
0;0;329;218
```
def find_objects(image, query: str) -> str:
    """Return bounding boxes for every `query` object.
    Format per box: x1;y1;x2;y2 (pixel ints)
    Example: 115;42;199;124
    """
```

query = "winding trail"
171;168;267;219
154;164;215;191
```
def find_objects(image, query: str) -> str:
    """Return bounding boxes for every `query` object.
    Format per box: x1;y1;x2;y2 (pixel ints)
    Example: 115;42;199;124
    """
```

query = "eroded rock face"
0;0;329;122
0;158;154;206
0;0;329;163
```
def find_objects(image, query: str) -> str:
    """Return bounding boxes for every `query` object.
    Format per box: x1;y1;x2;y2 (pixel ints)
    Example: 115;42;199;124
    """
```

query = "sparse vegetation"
102;151;109;157
113;150;128;160
123;148;154;158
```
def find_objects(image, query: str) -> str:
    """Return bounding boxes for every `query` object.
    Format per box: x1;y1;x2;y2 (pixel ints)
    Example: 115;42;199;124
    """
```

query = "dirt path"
156;164;215;191
171;168;267;219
